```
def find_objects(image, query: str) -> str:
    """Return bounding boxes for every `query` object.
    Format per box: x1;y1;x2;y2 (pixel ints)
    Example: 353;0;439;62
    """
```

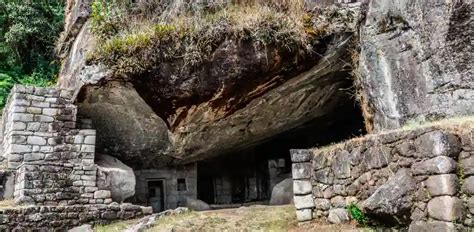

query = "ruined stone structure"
291;120;474;230
0;85;151;229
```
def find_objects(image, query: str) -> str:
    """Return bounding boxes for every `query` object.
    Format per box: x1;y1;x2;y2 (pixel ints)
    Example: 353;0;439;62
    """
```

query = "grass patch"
94;218;140;232
87;0;358;77
347;203;366;226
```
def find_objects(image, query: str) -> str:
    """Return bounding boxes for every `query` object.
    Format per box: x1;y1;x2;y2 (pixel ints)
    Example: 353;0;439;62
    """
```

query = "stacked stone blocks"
0;85;113;206
291;123;474;231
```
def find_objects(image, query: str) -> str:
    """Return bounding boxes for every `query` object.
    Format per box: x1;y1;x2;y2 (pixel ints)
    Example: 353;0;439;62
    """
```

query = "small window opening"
177;178;187;191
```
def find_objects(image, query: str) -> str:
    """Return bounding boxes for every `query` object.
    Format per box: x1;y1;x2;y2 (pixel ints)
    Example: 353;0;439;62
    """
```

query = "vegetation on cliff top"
87;0;357;77
0;1;64;109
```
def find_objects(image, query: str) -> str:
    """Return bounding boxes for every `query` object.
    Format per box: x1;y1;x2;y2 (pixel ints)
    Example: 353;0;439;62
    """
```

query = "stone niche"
0;85;151;229
291;119;474;231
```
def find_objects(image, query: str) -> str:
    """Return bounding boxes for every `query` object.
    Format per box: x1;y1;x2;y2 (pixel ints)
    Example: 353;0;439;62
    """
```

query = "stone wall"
134;164;197;210
0;203;150;230
291;119;474;231
0;85;152;228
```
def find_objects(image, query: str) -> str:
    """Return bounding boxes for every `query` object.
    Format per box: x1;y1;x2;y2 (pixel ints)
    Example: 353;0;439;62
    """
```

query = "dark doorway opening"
147;180;165;212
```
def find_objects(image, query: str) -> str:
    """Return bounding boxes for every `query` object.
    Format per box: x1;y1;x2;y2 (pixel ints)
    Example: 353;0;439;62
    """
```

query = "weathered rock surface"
185;197;211;211
96;154;136;202
361;169;416;224
327;208;350;224
56;0;363;167
270;178;294;205
358;0;474;131
427;196;464;222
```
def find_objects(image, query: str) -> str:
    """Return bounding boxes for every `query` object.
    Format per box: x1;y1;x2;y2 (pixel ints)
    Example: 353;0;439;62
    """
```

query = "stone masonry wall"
0;203;149;231
0;85;152;228
291;119;474;231
0;85;112;206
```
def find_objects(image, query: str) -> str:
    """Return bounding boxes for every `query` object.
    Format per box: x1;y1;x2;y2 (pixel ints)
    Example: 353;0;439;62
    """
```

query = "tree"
0;0;64;109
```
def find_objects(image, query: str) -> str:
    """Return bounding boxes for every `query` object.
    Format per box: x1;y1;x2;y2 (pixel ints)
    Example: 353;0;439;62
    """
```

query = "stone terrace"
291;118;474;231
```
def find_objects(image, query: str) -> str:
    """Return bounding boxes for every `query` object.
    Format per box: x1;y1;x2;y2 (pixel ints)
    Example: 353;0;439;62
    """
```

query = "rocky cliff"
56;0;473;167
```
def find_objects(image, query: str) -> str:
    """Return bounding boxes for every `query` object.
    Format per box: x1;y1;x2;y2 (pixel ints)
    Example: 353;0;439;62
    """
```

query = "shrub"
347;203;366;225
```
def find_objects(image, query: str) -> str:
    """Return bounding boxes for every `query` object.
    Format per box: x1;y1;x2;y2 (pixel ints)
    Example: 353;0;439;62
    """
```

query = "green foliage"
347;203;366;225
0;0;64;109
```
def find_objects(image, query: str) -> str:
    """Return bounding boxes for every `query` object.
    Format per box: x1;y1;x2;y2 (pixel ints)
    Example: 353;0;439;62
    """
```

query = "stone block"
26;107;42;114
294;194;315;209
81;145;95;153
296;208;313;222
12;113;34;122
31;101;49;108
10;144;32;153
12;122;27;130
290;149;313;163
42;108;59;116
292;163;311;180
330;196;346;208
84;136;96;145
314;198;331;210
415;131;461;158
27;122;41;132
408;221;456;232
425;174;458;196
34;115;54;122
293;180;312;195
332;150;351;179
411;156;456;175
327;208;350;224
24;153;45;162
314;168;334;184
364;146;391;169
462;176;474;195
468;197;474;214
427;196;463;222
460;156;474;176
27;136;47;145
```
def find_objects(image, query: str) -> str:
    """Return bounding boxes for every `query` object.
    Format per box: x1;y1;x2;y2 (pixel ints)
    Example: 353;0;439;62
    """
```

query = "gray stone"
364;146;391;169
427;196;463;222
414;132;461;158
327;208;350;224
96;154;136;202
462;176;474;195
408;221;456;232
27;136;47;146
314;198;331;210
296;208;313;222
460;156;474;176
468;197;474;214
332;150;351;179
314;167;334;184
270;178;293;205
184;197;210;211
290;149;312;163
294;194;315;210
411;156;456;175
293;180;312;195
361;169;416;224
292;163;311;180
94;190;111;199
42;108;59;116
330;196;346;208
425;174;458;196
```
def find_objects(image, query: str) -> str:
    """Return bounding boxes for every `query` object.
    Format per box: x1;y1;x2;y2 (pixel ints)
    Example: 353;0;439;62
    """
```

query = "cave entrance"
197;81;366;207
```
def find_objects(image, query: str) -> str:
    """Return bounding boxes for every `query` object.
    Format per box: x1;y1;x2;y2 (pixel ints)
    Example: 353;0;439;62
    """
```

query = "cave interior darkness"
196;73;367;205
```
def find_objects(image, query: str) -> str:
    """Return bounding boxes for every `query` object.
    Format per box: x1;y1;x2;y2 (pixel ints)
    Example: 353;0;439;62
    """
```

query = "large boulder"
185;197;211;211
96;154;136;202
270;178;293;205
361;168;416;225
358;0;474;131
57;1;363;167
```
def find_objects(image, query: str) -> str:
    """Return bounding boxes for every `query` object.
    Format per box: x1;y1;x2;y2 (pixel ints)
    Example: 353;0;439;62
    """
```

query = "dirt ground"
95;205;367;232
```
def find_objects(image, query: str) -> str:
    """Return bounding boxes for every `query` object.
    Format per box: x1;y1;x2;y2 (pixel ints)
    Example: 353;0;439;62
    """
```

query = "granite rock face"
96;154;136;202
358;0;474;132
